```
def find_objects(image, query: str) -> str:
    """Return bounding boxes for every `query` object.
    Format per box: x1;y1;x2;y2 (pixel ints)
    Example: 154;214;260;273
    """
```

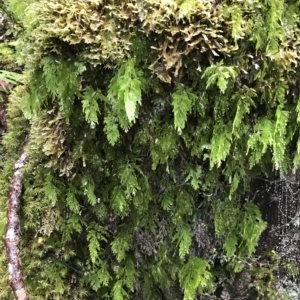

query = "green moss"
1;0;300;298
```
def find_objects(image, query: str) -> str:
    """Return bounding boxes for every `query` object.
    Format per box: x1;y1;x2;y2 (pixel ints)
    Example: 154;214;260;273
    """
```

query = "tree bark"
4;141;29;300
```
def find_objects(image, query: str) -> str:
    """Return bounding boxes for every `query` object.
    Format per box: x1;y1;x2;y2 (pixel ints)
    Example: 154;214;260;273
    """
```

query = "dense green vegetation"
0;0;300;299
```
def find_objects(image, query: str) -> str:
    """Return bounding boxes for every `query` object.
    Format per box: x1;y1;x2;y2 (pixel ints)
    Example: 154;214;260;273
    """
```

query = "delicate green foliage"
201;61;238;94
0;70;22;86
185;166;202;190
173;190;193;225
111;186;129;217
42;58;85;101
103;59;145;144
81;86;102;125
104;116;120;146
0;69;22;101
247;118;274;167
213;198;240;238
43;174;59;206
224;233;238;258
111;258;137;300
178;0;197;21
87;231;101;264
0;211;5;236
123;87;142;124
21;58;86;118
228;171;242;199
150;123;180;170
241;203;267;256
265;0;284;56
65;188;80;214
213;199;266;260
161;191;173;211
232;87;256;134
112;280;129;300
230;6;244;43
0;43;15;65
173;226;192;259
106;58;145;128
8;0;29;20
2;0;300;298
273;104;289;169
119;163;140;198
172;85;197;133
87;224;108;264
121;259;137;292
19;92;33;119
64;214;84;241
179;257;212;300
293;138;300;169
210;122;232;168
296;98;300;123
83;176;97;206
111;230;133;263
283;262;299;278
250;251;284;299
90;261;111;291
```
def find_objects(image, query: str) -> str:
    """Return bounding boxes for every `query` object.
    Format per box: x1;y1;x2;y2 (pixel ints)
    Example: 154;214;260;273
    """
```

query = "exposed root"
4;140;29;300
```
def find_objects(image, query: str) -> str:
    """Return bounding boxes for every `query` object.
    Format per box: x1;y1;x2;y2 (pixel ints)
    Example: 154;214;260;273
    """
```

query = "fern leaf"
81;86;102;124
107;58;145;129
112;280;129;300
210;122;232;168
90;261;111;291
111;186;129;217
111;230;132;263
179;257;212;300
185;166;202;190
87;230;101;264
224;233;237;258
172;85;197;133
82;176;97;205
201;61;238;94
104;115;120;145
173;226;192;259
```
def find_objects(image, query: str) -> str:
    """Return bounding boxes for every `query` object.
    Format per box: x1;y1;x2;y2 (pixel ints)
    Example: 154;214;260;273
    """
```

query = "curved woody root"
4;142;29;300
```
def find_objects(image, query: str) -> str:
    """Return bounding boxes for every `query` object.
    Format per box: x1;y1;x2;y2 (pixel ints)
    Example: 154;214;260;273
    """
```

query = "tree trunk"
4;141;29;300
